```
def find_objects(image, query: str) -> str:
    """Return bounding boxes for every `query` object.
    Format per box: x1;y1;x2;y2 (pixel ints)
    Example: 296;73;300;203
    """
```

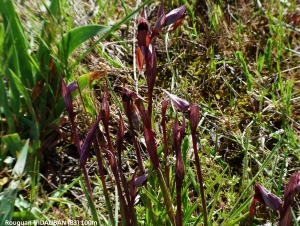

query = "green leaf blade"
12;139;29;176
61;25;111;57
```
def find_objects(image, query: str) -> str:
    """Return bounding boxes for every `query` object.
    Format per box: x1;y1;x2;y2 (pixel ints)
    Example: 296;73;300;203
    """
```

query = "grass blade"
0;78;15;133
80;180;100;225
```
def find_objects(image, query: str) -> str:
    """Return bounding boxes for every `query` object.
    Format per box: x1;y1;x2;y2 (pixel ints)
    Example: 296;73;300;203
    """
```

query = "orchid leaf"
61;25;111;57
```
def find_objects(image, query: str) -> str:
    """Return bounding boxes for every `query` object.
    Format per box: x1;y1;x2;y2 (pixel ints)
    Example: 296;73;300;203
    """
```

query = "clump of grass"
0;0;148;223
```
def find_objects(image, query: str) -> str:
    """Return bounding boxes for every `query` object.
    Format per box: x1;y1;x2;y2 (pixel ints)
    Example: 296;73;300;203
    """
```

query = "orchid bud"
164;5;186;31
162;89;190;112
